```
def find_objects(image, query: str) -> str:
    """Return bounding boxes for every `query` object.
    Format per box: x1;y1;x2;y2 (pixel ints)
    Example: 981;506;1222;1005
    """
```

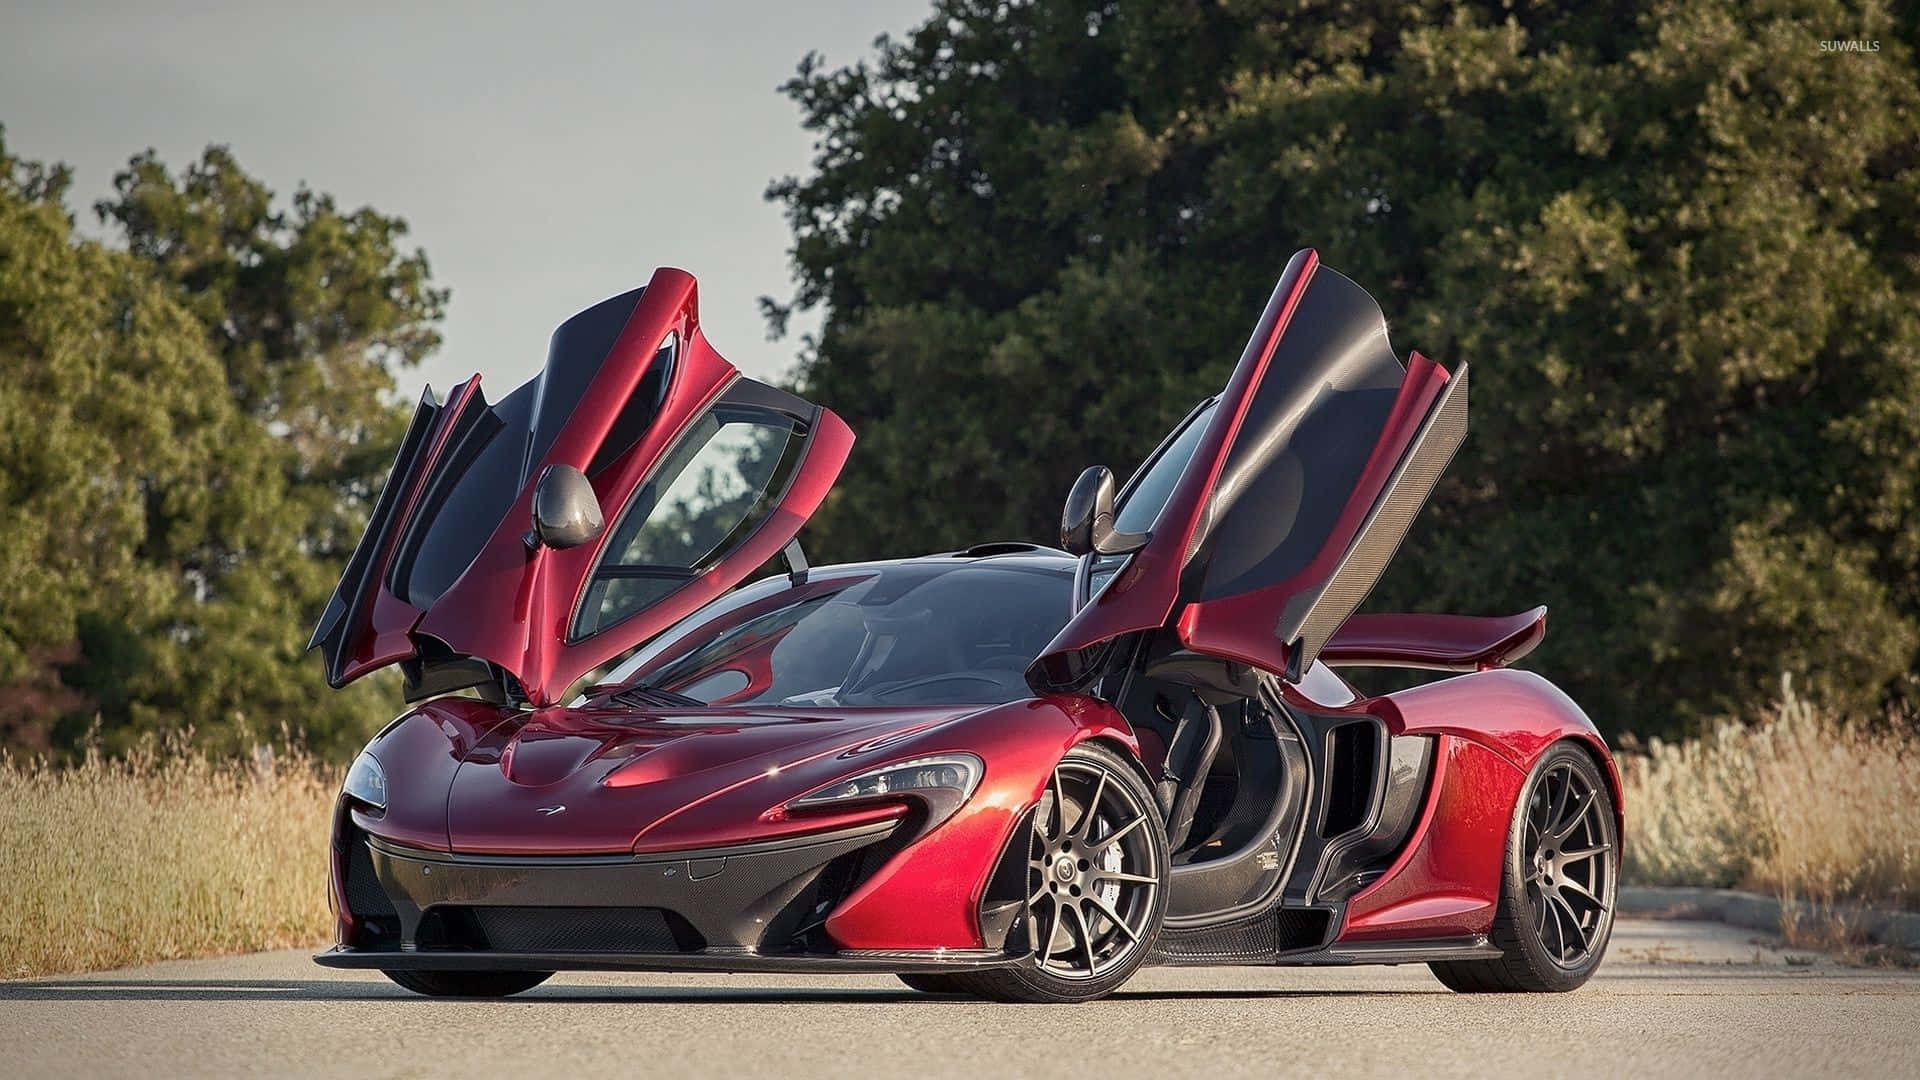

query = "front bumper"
320;818;1017;974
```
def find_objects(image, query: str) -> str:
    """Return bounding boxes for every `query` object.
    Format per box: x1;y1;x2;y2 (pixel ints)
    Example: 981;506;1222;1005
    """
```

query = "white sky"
1;0;930;398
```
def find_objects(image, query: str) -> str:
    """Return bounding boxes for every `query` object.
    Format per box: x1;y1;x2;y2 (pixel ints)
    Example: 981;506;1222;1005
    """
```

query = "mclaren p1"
310;249;1621;1003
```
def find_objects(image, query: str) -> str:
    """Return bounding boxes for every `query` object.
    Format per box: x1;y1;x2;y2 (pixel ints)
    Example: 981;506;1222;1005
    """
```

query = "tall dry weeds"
0;740;339;979
1620;677;1920;911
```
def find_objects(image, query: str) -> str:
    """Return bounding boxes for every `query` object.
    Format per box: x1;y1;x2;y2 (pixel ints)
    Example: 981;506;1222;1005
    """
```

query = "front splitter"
315;946;1017;975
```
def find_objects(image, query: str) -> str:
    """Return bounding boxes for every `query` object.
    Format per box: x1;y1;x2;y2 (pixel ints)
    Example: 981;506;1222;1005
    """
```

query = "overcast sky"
1;0;930;398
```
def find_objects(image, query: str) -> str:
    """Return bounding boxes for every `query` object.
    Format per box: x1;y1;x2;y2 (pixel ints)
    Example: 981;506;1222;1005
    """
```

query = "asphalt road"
3;919;1914;1079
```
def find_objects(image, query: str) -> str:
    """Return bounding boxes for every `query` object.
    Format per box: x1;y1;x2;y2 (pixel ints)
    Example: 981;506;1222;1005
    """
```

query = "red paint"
440;705;953;854
1321;607;1548;672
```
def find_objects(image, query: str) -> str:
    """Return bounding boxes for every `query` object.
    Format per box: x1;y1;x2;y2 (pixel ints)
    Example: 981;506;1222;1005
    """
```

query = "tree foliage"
0;131;443;756
768;0;1920;733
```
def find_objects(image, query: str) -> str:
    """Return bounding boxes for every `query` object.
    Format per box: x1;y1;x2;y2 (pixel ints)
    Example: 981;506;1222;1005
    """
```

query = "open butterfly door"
310;268;853;707
1031;249;1468;689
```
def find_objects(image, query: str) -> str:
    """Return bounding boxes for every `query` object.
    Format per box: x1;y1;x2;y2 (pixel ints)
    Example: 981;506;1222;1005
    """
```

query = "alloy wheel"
1024;758;1160;979
1523;760;1614;968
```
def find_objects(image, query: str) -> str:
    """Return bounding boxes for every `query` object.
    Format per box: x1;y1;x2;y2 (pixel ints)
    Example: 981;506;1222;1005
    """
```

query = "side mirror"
529;464;605;550
1061;466;1117;556
1061;465;1152;557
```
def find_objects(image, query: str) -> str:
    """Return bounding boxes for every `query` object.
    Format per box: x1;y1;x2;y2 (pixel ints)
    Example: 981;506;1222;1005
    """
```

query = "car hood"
442;704;979;854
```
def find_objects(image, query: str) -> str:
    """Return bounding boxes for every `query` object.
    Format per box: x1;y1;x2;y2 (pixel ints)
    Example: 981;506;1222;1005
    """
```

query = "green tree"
0;131;443;756
767;0;1920;734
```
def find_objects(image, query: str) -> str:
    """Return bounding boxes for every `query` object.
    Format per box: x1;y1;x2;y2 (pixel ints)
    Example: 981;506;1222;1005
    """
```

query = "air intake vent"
1157;908;1331;961
956;541;1066;558
1321;722;1379;837
341;827;400;948
466;906;695;953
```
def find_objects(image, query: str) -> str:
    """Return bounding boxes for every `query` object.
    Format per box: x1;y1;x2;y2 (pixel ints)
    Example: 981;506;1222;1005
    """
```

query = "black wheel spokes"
1524;763;1614;967
1024;761;1157;980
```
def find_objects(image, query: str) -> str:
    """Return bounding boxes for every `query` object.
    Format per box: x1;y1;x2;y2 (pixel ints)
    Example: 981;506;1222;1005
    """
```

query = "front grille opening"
766;820;920;955
1321;722;1379;837
419;906;703;954
341;826;400;949
415;906;489;951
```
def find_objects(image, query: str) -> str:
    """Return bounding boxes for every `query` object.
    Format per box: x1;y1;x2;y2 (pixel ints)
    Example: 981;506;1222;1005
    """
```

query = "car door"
1030;248;1467;689
311;267;853;706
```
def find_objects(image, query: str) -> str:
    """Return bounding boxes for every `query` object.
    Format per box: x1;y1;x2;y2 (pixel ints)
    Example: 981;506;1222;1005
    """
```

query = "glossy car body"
311;252;1621;993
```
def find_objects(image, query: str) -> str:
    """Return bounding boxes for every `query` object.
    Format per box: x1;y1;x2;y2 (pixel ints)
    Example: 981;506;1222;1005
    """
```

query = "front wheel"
1430;742;1618;993
947;742;1168;1004
382;969;553;998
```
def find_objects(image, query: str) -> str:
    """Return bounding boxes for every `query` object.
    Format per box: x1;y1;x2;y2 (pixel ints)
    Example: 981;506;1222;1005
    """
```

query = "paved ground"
2;919;1915;1079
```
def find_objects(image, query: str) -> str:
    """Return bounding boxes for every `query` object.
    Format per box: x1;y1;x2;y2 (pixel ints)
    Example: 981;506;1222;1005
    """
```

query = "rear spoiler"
1320;607;1547;672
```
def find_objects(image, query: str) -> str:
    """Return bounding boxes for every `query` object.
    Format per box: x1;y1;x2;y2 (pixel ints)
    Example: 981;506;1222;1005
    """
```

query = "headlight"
787;753;982;825
343;750;388;811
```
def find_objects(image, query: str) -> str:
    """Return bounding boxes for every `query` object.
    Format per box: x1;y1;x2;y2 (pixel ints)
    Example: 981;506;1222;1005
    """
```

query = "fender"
1378;668;1620;808
328;698;518;944
1336;669;1622;944
823;695;1138;951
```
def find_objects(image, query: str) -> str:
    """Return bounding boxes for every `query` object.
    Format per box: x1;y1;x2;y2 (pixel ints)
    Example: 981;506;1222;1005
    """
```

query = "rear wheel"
381;969;553;998
948;742;1168;1004
1430;743;1617;993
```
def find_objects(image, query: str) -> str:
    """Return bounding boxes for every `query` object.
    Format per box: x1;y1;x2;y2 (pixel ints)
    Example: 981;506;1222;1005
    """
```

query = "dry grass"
1621;677;1920;915
0;742;339;979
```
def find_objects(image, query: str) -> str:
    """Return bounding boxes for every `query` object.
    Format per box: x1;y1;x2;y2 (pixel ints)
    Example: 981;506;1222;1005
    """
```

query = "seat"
1155;699;1223;855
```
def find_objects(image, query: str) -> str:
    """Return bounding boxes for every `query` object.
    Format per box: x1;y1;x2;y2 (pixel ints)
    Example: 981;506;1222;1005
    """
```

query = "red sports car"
310;249;1621;1003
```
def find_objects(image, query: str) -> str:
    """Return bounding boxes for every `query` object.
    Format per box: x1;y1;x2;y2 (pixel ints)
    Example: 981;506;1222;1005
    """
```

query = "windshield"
615;561;1074;707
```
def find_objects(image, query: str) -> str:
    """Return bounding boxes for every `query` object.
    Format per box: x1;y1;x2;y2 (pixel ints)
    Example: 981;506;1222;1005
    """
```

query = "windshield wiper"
609;682;706;709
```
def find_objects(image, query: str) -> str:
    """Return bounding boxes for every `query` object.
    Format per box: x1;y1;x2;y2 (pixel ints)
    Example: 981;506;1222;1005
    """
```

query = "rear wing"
1319;607;1547;672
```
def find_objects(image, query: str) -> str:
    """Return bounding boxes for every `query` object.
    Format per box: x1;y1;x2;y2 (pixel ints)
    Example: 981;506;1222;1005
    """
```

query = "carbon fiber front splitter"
314;946;1018;975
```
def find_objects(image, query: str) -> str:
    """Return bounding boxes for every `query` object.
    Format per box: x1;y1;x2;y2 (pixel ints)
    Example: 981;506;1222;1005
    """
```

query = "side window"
1295;660;1357;707
587;332;678;478
1078;399;1216;612
572;405;802;639
1111;399;1215;536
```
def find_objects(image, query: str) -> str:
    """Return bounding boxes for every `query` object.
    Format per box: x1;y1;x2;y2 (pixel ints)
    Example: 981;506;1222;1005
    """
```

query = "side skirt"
1279;937;1503;966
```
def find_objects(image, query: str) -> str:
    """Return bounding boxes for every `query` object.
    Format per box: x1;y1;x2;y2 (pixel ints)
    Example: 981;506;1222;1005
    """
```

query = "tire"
381;969;554;998
895;973;967;994
1430;741;1618;993
947;741;1169;1004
